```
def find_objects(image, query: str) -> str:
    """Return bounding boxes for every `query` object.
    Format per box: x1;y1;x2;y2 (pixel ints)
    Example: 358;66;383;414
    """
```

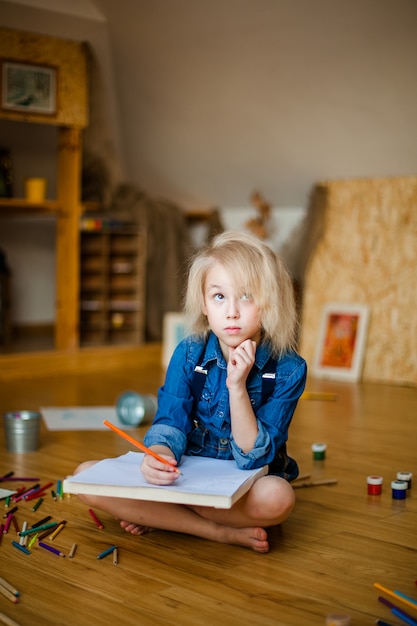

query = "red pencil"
103;420;182;474
88;508;104;530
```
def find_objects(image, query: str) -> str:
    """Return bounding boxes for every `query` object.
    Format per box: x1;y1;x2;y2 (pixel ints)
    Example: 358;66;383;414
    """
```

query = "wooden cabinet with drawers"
79;227;146;346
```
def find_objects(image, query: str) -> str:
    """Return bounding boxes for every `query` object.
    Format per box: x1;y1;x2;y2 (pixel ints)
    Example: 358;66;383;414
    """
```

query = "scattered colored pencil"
0;577;19;597
11;541;30;555
97;545;117;560
48;520;66;540
88;508;104;530
374;583;417;614
38;541;65;557
68;543;77;559
19;521;58;537
0;585;18;604
292;479;338;488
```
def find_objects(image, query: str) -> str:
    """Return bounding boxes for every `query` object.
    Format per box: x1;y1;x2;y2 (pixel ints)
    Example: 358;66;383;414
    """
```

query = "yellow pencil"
48;520;66;541
374;582;417;613
103;420;182;474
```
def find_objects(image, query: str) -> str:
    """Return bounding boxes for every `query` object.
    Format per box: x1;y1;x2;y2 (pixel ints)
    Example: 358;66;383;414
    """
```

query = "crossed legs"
73;460;295;553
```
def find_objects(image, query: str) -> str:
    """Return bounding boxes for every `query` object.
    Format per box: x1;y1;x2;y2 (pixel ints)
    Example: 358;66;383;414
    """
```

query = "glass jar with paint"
391;480;408;500
396;471;412;489
367;475;383;495
311;442;327;460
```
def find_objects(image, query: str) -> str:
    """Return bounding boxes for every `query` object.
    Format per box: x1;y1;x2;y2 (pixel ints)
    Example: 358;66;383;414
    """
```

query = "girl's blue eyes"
213;293;252;301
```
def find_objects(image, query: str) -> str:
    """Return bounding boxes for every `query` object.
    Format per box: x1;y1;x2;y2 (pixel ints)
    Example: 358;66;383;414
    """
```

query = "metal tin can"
116;392;157;427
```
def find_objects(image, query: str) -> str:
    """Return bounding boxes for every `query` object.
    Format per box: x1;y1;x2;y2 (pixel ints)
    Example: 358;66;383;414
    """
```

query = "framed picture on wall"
1;60;57;115
312;303;370;382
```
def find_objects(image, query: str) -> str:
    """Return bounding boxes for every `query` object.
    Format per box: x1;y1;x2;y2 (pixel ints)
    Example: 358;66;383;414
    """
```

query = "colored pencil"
292;479;338;488
0;477;39;482
11;541;30;555
38;542;65;557
3;513;12;534
19;521;58;537
0;577;19;597
0;585;18;604
379;594;417;623
19;522;27;546
113;547;118;565
88;508;104;529
97;545;117;560
3;506;17;518
32;497;43;512
11;516;20;534
31;515;52;528
103;419;182;474
392;607;417;626
395;592;417;608
68;543;77;559
48;520;66;540
374;583;417;614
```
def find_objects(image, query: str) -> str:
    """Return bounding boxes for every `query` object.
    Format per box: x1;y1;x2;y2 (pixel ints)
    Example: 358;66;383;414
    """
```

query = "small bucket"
3;411;41;453
116;392;157;427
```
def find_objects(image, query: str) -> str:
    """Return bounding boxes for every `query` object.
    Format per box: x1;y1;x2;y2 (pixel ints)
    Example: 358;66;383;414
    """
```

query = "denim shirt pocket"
187;419;208;455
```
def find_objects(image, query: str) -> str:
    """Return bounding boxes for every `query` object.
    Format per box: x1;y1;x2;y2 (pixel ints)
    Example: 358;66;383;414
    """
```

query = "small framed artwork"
312;303;370;382
1;60;57;115
162;312;187;370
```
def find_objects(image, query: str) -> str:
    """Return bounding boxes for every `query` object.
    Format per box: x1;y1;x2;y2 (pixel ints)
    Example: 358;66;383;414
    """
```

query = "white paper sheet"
40;406;128;431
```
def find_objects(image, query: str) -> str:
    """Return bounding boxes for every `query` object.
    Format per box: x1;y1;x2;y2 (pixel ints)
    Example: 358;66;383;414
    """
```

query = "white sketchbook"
63;451;267;509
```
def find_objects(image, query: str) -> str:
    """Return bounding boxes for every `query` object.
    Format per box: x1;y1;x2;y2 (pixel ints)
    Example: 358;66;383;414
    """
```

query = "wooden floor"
0;344;416;626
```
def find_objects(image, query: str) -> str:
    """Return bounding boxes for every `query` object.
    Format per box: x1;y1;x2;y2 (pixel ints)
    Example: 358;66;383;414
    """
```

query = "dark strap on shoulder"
190;354;277;404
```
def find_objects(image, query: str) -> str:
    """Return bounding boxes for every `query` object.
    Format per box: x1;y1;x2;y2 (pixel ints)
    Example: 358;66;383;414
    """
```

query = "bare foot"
219;525;269;553
119;520;155;535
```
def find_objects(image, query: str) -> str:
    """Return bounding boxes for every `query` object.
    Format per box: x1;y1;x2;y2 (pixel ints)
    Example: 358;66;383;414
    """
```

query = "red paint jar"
367;475;383;495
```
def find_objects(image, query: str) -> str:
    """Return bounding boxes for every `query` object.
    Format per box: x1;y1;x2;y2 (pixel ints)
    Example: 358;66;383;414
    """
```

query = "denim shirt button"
218;411;224;417
220;438;228;445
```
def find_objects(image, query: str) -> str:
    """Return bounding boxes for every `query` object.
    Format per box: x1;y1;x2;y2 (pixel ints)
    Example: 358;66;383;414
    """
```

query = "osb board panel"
299;176;417;386
0;27;88;128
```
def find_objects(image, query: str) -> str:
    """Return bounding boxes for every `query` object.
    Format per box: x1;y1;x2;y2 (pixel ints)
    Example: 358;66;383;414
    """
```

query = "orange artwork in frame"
313;303;370;382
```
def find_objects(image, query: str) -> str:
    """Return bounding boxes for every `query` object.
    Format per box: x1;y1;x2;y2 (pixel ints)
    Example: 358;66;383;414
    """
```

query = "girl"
74;231;306;553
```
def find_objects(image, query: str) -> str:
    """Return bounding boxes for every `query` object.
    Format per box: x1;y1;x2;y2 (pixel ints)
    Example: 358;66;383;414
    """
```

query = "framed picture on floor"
312;303;370;382
162;312;186;370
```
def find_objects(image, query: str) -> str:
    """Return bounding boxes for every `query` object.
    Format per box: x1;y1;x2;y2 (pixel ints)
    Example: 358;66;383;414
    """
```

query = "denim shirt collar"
198;331;274;372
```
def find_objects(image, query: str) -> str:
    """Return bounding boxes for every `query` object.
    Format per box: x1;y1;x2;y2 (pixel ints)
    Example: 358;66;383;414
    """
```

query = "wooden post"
55;127;83;350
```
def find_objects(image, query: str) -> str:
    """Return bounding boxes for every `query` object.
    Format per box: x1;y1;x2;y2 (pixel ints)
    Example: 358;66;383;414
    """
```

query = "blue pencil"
11;541;30;555
97;545;117;560
394;591;417;608
392;607;417;626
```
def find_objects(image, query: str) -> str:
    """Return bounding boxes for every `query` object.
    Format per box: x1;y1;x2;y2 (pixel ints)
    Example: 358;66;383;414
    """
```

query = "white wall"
1;0;416;324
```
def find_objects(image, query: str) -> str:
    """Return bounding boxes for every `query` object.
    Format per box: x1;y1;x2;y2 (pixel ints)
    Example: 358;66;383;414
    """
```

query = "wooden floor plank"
0;345;415;625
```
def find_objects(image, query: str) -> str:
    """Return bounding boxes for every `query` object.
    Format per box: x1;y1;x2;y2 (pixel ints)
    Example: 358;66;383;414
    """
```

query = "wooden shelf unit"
79;227;146;346
0;29;89;353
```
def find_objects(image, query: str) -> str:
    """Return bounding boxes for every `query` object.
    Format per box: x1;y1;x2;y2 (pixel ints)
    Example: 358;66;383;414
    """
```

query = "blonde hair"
184;230;298;357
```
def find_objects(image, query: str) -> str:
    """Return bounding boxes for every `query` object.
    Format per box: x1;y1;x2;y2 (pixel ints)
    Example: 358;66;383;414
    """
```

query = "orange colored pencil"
103;420;181;474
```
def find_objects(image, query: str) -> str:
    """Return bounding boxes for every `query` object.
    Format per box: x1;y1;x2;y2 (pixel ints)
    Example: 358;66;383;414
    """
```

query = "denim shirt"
144;332;307;476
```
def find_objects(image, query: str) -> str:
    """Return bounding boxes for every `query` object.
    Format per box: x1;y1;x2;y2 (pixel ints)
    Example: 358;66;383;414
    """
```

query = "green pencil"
19;521;58;537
